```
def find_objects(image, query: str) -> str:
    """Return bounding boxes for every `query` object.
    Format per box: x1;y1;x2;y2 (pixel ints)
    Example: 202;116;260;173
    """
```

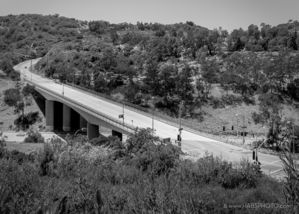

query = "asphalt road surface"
14;59;286;177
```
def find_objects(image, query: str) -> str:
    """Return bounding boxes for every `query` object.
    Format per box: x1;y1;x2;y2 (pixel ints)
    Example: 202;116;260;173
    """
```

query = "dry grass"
0;75;45;131
191;84;299;137
4;141;44;154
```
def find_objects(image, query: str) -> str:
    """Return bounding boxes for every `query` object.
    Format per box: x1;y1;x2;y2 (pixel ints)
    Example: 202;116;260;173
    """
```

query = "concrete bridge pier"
80;115;87;129
45;100;54;131
87;122;99;140
112;130;123;141
63;104;71;132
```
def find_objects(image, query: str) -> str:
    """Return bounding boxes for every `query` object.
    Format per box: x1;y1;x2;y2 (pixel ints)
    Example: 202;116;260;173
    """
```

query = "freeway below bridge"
14;59;285;177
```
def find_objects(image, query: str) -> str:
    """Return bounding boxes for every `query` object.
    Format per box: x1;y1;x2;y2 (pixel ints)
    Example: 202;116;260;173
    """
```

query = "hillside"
0;71;45;131
1;14;299;145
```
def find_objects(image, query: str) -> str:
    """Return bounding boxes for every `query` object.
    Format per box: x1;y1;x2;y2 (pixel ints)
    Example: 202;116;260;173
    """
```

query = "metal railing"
63;83;224;137
27;79;136;134
62;83;267;141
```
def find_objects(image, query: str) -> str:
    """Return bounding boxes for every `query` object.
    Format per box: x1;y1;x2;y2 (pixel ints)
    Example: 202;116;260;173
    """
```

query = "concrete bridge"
15;59;136;141
36;85;134;140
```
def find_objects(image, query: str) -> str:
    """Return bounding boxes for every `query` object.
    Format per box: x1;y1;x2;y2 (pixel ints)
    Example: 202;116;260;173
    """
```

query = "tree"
124;80;142;104
100;47;117;71
175;64;194;108
196;78;211;101
4;88;20;107
200;58;219;84
228;28;246;51
279;125;299;213
143;58;160;95
252;93;283;147
110;30;119;45
0;57;13;75
88;20;109;35
158;64;177;96
287;31;298;50
206;29;220;56
222;52;261;97
94;74;108;93
286;78;299;101
261;51;297;95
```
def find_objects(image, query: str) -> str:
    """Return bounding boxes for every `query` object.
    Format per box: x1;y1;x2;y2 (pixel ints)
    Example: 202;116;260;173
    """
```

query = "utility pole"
177;101;184;146
242;114;245;144
122;102;125;126
30;58;32;81
119;102;125;128
152;108;155;134
292;122;296;154
237;119;239;137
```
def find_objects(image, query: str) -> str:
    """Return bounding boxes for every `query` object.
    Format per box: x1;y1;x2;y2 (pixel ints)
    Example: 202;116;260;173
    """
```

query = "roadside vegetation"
0;128;297;213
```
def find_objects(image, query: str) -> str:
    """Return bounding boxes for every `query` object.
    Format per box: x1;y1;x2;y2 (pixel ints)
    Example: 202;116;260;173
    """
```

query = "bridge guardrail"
63;83;182;125
27;79;136;134
62;83;219;137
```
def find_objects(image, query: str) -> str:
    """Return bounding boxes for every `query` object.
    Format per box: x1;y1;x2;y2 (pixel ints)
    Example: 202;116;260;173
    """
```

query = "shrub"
24;129;45;143
210;97;225;109
37;143;54;176
243;95;256;105
220;160;261;189
132;143;180;177
221;94;243;106
90;135;109;146
14;111;41;130
3;88;20;106
0;159;42;213
22;84;36;97
0;138;6;158
7;150;33;164
8;69;20;81
252;111;265;124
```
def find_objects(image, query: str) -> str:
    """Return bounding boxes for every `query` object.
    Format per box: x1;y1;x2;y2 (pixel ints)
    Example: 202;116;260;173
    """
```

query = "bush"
7;150;34;164
8;69;20;81
4;88;20;106
24;129;45;143
243;95;256;105
0;138;6;158
22;84;36;97
132;143;180;177
90;135;109;146
14;111;41;130
252;111;265;124
0;129;286;213
220;160;261;189
0;159;42;213
221;94;243;106
210;97;225;109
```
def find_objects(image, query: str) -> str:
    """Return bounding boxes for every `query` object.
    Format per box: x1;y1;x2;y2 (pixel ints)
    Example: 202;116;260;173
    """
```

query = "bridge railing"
27;79;136;134
63;83;181;125
62;83;220;137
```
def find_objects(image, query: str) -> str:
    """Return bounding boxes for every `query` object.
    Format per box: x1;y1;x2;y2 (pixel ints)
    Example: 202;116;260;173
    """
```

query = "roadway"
14;59;285;177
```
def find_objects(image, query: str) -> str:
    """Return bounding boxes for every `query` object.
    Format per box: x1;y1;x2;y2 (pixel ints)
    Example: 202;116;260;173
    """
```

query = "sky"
1;0;299;31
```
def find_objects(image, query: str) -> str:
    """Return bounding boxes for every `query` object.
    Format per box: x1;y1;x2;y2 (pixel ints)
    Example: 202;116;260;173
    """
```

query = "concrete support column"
112;130;123;141
79;115;87;129
63;104;71;132
87;122;99;140
45;100;54;131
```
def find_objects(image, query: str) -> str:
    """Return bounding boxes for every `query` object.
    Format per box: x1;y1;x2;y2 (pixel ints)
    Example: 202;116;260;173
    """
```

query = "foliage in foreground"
0;129;293;213
23;128;45;143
